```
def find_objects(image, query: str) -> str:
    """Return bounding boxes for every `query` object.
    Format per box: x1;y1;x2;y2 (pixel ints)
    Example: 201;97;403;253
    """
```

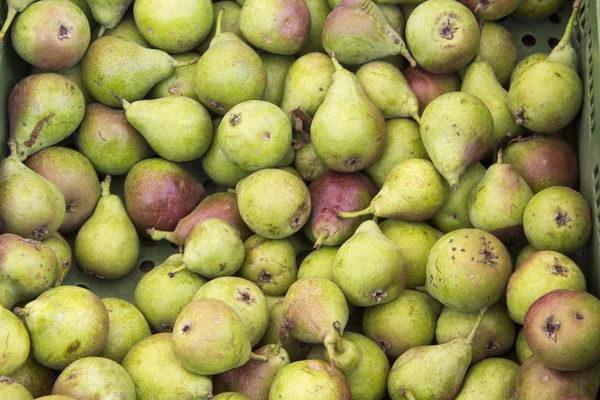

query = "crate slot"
521;34;537;47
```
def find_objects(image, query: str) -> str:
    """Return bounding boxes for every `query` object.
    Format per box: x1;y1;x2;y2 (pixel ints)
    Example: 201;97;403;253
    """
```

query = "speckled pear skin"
96;12;150;48
0;234;59;309
87;0;133;31
8;354;56;398
299;0;330;54
455;358;519;400
420;92;493;189
475;23;519;86
0;377;33;400
149;53;200;100
509;53;547;86
0;305;30;376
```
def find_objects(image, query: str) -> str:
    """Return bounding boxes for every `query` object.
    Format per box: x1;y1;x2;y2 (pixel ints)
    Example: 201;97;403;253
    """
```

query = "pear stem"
553;0;581;55
54;260;69;287
411;111;421;125
313;232;327;249
109;91;128;109
6;138;17;158
97;26;107;38
168;265;186;278
0;8;18;44
173;57;199;68
467;306;488;344
330;53;343;72
12;307;29;317
325;341;337;365
250;353;268;362
147;228;179;244
400;388;417;400
271;340;281;355
101;175;112;196
496;148;503;165
338;205;375;219
215;7;225;37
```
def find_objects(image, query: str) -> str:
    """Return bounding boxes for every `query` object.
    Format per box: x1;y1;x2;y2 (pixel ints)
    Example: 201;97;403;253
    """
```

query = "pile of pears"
0;0;599;398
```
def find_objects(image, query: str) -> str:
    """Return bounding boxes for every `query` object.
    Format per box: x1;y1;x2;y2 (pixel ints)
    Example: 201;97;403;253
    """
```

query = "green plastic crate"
0;0;599;303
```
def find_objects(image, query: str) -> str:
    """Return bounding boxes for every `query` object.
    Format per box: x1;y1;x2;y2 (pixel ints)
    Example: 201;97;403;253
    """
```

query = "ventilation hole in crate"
521;34;537;46
142;237;156;247
76;283;90;289
549;13;562;23
548;37;561;49
139;260;155;273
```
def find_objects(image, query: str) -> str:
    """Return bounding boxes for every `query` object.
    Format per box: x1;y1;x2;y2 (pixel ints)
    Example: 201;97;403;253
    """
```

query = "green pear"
425;228;512;312
513;0;568;20
171;298;253;375
510;53;547;86
515;244;537;269
281;52;336;118
0;305;30;375
516;327;533;363
420;92;493;189
339;159;448;221
455;358;519;400
364;118;429;188
298;0;331;54
0;377;33;400
197;1;244;53
294;142;329;182
0;0;36;43
119;96;213;162
149;53;200;100
377;3;405;34
258;301;312;362
322;0;415;66
461;0;523;21
310;56;386;172
218;100;292;171
261;54;295;106
31;61;94;104
8;73;85;161
362;290;442;359
82;36;199;107
133;0;213;53
99;298;151;363
269;360;352;399
476;22;518;86
468;152;534;241
96;12;149;47
297;246;338;280
71;0;97;29
13;285;109;370
356;61;420;122
239;0;311;55
212;393;249;400
332;220;407;307
0;234;59;309
74;176;139;279
431;163;486;233
87;0;133;36
379;220;443;288
195;9;267;114
52;357;136;399
122;333;213;400
387;307;487;400
134;254;206;332
462;61;522;151
0;141;65;240
8;355;56;398
76;103;154;176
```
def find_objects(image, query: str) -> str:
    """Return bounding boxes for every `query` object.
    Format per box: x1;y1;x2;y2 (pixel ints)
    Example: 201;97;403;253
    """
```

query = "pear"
213;393;249;400
455;358;519;400
124;158;204;231
332;220;407;306
431;163;486;233
195;9;267;114
513;0;568;19
8;355;56;398
461;0;523;21
462;61;522;152
523;186;592;254
364;118;428;188
95;11;150;47
236;169;311;239
436;303;516;364
299;0;331;54
52;357;136;399
134;254;206;332
171;298;253;375
76;103;154;176
218;100;292;171
420;92;493;189
87;0;133;36
117;96;213;162
305;170;377;248
269;360;352;399
149;192;252;245
98;298;151;363
13;285;109;370
475;22;518;86
403;67;461;115
197;1;244;54
322;0;415;66
258;301;312;362
24;146;101;234
503;135;579;193
308;332;390;400
0;141;66;240
238;235;298;296
213;344;290;399
8;73;85;161
388;307;487;400
82;36;199;108
356;61;420;122
311;56;386;172
31;60;93;104
0;0;36;43
122;333;213;400
467;151;534;241
516;327;533;363
362;290;442;359
149;53;200;100
193;277;269;347
261;54;295;106
515;244;537;268
508;2;582;133
0;234;59;309
239;0;311;55
75;176;139;279
510;52;548;86
0;305;30;375
11;0;91;71
379;220;443;288
297;247;338;280
405;0;480;73
425;228;512;312
377;3;405;34
0;377;33;400
338;159;448;221
506;250;586;324
294;143;329;182
280;53;336;118
133;0;213;53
